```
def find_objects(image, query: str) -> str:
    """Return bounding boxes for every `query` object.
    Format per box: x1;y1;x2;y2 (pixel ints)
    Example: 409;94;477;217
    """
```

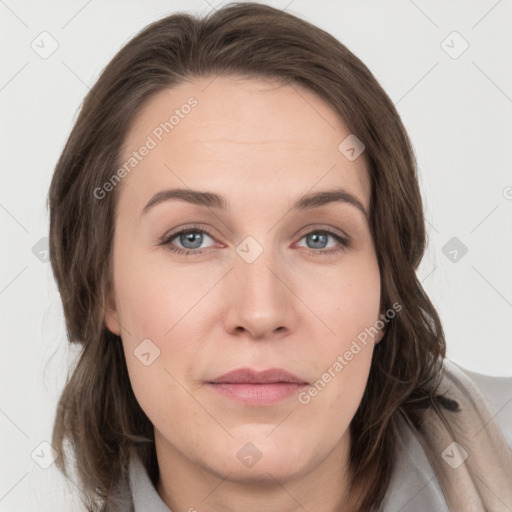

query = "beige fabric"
413;359;512;512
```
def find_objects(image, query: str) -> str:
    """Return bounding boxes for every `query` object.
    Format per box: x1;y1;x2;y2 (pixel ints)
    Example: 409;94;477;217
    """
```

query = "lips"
209;367;308;385
206;367;308;406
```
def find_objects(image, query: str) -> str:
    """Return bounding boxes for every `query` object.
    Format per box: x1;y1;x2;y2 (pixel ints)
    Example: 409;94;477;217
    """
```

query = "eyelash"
159;224;350;258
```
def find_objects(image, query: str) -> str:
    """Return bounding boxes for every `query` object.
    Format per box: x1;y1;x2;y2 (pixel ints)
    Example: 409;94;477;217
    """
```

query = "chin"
200;432;317;484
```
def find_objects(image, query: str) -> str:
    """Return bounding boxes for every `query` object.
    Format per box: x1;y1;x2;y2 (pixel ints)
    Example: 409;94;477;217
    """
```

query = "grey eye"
174;231;214;250
304;232;328;249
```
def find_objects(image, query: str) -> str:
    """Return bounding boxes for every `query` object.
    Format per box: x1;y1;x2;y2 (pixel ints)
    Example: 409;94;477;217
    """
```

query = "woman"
47;2;512;511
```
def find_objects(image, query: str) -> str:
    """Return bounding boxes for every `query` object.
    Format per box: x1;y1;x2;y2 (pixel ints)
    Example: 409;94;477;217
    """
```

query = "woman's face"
106;76;383;485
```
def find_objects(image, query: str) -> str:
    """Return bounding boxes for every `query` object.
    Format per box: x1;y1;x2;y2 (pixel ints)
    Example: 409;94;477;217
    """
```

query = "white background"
1;0;511;510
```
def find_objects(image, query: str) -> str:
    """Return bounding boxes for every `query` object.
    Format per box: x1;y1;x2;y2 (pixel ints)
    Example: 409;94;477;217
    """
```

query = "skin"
105;75;383;512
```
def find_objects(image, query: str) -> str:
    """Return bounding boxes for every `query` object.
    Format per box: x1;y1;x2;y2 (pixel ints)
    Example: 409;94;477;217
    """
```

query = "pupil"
181;232;202;249
308;233;327;249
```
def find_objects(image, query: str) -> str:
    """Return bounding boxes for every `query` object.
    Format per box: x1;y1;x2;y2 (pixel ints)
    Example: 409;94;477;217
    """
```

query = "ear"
374;327;385;344
105;304;121;336
103;285;121;336
374;311;386;344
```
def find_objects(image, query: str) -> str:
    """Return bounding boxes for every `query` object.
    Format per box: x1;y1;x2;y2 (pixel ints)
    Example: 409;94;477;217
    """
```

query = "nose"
222;244;296;341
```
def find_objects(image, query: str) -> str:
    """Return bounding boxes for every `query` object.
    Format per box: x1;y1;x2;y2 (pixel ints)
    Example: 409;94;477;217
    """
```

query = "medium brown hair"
48;3;455;510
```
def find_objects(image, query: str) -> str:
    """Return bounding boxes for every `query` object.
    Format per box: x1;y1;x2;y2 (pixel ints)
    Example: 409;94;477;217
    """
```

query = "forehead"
117;75;370;214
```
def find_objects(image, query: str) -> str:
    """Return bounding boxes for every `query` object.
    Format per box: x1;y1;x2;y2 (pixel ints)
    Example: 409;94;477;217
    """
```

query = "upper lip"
208;367;308;385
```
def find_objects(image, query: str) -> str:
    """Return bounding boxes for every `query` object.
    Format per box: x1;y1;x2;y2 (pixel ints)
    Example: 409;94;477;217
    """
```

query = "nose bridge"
236;234;287;303
224;234;294;338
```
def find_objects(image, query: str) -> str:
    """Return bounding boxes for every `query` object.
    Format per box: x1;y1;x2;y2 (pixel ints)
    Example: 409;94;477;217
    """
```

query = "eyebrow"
141;187;369;220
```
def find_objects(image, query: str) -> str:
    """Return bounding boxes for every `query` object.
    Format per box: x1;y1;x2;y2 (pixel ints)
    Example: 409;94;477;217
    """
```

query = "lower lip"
206;382;308;406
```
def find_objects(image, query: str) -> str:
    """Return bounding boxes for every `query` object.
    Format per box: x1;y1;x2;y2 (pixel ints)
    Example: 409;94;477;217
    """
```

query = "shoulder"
442;359;512;449
380;411;449;511
380;358;512;511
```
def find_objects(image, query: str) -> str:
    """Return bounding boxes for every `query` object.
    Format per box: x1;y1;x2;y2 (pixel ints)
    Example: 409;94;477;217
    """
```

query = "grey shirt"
126;362;512;511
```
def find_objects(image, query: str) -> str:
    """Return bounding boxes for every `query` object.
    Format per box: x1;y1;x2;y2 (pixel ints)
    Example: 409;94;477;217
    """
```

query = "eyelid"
294;223;350;242
160;224;219;247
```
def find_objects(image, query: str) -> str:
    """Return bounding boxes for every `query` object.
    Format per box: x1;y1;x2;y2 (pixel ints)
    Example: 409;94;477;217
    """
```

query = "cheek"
295;253;380;411
299;250;381;348
112;248;212;417
111;244;203;339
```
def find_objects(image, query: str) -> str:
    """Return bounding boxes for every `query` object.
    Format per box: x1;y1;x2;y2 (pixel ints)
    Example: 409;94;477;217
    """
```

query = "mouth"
206;367;309;406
